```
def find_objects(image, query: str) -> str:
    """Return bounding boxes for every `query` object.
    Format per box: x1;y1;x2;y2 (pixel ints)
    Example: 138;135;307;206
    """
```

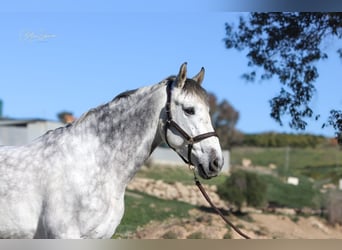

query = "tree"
224;13;342;143
57;111;75;124
208;93;243;149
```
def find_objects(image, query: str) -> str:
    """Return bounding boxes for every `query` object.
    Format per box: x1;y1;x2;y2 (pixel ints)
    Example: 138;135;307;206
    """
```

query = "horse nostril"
209;158;219;172
213;158;219;168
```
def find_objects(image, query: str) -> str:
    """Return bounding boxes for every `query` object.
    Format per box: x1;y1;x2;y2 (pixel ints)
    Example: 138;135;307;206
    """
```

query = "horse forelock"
166;76;208;104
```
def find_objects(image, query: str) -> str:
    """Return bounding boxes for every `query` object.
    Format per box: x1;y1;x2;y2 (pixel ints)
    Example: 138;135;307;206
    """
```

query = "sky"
1;3;341;137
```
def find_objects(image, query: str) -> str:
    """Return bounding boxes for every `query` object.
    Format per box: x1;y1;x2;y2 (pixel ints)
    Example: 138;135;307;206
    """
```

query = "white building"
0;118;64;146
149;147;230;173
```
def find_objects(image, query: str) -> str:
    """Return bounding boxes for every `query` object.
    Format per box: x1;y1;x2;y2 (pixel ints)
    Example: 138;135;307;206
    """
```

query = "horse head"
162;63;224;179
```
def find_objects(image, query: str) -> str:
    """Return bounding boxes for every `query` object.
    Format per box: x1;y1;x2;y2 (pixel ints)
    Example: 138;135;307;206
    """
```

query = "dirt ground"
124;177;342;239
127;208;342;239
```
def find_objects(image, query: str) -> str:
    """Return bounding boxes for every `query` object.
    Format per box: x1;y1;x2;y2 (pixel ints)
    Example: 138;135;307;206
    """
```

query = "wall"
0;126;27;145
0;121;63;146
149;147;230;172
26;121;64;142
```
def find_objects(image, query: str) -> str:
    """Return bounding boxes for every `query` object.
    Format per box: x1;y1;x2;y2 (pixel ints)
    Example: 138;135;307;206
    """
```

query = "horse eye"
183;107;195;115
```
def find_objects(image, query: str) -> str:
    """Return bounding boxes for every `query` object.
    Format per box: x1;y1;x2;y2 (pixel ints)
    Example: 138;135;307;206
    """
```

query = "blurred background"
1;3;342;239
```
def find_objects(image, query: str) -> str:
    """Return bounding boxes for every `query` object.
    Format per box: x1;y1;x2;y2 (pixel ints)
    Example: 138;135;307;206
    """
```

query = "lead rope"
189;165;251;239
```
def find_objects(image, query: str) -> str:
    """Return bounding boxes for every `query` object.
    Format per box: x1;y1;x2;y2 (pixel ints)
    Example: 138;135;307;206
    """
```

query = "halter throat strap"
164;81;218;166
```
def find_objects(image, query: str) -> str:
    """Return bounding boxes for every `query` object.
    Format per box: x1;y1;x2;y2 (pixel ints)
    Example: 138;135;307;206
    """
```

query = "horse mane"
74;76;208;126
74;82;162;126
112;88;138;102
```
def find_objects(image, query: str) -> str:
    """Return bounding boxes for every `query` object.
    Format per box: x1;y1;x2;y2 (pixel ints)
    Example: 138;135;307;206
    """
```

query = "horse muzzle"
196;152;224;179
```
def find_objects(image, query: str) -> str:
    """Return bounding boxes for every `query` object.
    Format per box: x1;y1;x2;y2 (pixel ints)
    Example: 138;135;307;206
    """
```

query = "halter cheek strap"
164;81;218;166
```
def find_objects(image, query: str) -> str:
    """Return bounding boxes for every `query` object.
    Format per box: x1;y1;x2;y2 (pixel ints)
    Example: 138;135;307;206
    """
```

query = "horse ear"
175;62;187;88
192;67;205;85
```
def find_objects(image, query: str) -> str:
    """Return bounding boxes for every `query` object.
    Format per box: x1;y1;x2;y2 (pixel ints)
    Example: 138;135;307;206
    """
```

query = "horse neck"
74;82;167;182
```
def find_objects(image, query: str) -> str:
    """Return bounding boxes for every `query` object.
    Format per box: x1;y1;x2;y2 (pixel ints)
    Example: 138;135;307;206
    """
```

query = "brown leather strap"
195;179;251;239
165;80;250;239
192;131;218;143
164;80;218;166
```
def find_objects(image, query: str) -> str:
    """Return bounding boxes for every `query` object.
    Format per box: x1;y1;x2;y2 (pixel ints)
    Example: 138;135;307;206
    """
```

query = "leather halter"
164;80;218;166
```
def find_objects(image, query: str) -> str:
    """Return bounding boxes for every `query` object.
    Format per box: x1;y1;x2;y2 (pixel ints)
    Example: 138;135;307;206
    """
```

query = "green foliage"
218;170;246;210
218;169;321;211
208;93;243;149
290;215;300;223
225;12;342;135
218;170;267;211
245;172;268;208
162;231;179;239
258;174;322;209
325;110;342;145
187;231;204;239
57;111;74;123
223;232;232;239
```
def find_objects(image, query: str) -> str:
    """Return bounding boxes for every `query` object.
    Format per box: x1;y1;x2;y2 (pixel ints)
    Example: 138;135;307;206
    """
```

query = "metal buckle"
188;138;194;144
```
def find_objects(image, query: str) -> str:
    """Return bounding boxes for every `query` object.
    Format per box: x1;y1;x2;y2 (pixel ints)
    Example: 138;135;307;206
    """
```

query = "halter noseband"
164;80;218;166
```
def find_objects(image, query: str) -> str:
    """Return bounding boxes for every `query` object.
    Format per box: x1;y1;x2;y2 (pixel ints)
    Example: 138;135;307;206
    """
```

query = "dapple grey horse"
0;63;223;238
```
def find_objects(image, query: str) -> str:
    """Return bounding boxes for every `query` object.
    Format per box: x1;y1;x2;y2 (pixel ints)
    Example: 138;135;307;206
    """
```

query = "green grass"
258;174;322;209
113;146;340;237
136;165;227;186
114;165;227;238
231;146;342;182
136;165;195;185
113;190;196;238
231;146;342;169
299;165;342;183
